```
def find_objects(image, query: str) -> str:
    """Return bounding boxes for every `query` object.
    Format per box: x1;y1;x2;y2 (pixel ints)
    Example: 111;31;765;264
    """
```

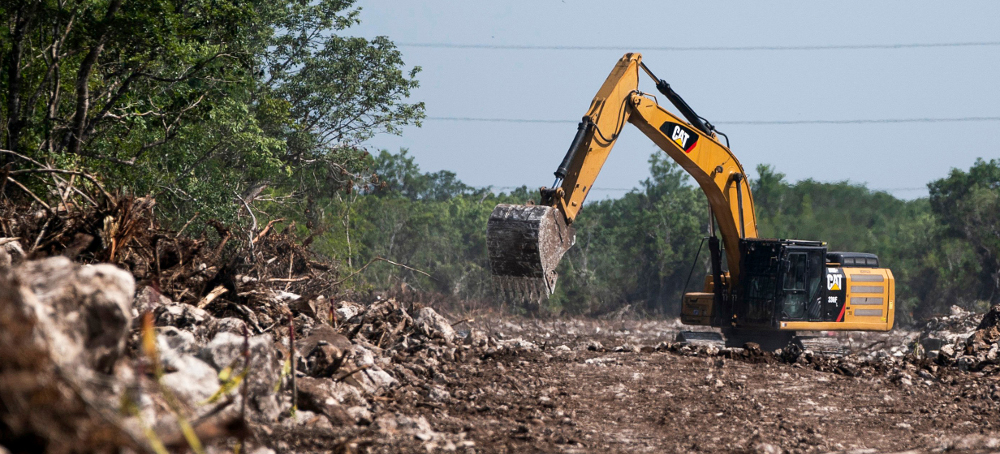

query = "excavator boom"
488;53;756;298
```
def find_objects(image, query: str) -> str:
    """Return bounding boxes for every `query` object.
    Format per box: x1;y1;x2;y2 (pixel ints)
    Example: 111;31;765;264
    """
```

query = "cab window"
782;253;807;319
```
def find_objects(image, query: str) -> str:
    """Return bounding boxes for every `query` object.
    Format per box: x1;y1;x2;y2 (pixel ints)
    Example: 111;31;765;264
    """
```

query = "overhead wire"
404;40;1000;126
399;41;1000;51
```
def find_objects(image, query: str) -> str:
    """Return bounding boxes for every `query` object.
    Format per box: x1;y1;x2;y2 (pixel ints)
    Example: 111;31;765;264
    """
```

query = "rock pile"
0;253;279;452
0;246;539;452
658;338;918;380
646;305;1000;381
934;305;1000;372
918;305;981;353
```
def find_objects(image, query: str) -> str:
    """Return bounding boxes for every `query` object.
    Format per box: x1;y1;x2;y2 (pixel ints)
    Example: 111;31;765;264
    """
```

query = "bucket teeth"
486;204;575;303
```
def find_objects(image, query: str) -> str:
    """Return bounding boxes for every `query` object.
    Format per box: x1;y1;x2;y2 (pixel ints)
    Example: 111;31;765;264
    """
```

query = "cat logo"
672;127;690;148
658;122;699;153
827;273;843;291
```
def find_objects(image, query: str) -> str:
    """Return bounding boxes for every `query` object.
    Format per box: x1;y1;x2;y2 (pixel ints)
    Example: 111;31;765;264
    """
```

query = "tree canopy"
1;0;423;220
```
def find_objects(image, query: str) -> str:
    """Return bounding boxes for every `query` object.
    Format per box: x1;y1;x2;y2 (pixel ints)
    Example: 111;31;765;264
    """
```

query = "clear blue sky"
350;1;1000;200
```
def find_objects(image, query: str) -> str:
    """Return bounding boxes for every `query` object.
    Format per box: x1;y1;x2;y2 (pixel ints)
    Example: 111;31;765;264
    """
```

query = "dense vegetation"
324;150;1000;325
2;1;997;325
1;0;422;222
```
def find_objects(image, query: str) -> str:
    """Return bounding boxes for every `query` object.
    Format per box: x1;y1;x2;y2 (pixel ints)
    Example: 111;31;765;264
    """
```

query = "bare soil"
372;318;1000;453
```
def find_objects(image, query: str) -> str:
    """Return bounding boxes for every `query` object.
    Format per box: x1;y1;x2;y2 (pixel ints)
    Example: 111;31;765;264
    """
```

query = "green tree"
1;1;274;190
1;0;423;223
310;149;516;299
371;149;473;201
929;158;1000;304
259;1;423;205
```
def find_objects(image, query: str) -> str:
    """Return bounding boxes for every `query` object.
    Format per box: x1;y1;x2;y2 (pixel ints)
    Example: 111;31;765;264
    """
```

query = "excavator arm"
488;53;757;299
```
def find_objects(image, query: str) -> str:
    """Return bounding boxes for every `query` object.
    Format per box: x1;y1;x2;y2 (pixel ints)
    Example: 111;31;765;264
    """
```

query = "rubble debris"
16;256;135;374
415;306;457;343
198;332;282;422
0;251;141;453
919;305;981;353
159;352;219;405
1;246;540;452
295;377;355;426
931;304;1000;372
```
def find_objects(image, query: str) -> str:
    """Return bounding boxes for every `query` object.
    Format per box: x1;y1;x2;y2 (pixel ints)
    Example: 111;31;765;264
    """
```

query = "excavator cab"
697;238;894;333
735;239;826;328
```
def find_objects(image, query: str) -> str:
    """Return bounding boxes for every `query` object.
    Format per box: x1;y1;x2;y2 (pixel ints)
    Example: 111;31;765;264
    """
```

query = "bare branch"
0;148;46;168
83;71;140;135
6;167;114;203
5;176;52;213
253;218;285;244
233;190;257;242
332;256;431;286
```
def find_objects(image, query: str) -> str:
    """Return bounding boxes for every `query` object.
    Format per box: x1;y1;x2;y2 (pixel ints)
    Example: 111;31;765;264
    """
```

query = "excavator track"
487;204;575;303
675;330;850;355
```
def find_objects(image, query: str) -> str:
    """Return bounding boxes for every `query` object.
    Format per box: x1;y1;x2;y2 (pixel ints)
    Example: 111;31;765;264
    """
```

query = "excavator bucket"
487;204;575;301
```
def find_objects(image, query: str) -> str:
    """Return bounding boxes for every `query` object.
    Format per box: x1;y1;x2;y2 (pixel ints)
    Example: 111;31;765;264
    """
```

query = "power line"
400;41;1000;52
426;116;1000;125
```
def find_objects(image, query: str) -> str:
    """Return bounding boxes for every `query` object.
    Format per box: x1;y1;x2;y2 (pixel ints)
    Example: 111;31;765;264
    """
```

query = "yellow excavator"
487;53;895;347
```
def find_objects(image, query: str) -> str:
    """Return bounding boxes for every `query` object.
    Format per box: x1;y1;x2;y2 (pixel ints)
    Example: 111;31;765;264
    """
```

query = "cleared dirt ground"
374;318;1000;453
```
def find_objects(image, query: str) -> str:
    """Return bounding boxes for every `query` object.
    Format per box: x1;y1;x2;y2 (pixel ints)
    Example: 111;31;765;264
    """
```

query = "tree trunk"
3;3;32;158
